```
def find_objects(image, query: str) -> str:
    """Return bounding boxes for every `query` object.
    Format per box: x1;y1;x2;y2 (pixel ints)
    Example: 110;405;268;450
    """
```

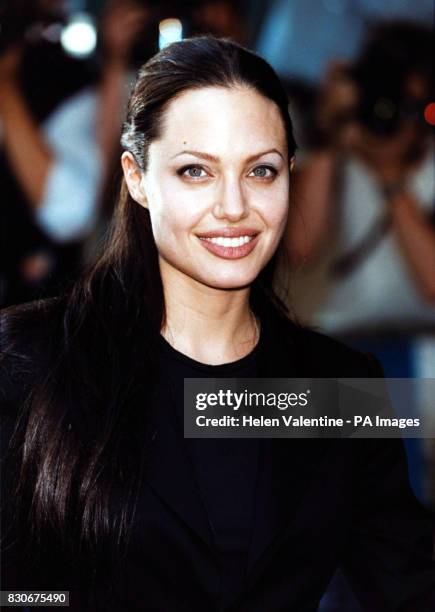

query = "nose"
212;175;249;222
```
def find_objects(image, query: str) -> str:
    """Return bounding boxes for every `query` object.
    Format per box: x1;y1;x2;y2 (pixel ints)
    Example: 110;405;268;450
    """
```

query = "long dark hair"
1;35;297;599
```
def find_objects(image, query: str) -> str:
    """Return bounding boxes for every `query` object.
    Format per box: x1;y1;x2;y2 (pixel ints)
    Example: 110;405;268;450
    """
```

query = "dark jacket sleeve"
341;352;435;611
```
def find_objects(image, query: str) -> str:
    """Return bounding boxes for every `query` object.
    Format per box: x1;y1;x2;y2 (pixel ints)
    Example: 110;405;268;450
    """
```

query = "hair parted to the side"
1;35;297;604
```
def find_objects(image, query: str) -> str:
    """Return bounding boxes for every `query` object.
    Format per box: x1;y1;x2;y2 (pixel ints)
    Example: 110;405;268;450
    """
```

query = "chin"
198;271;257;291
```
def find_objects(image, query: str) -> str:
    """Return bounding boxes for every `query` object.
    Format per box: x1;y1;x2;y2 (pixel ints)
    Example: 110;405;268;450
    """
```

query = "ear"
121;152;148;209
290;156;296;173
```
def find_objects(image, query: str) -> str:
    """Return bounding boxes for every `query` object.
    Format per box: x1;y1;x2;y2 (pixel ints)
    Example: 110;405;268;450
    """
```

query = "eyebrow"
170;148;284;163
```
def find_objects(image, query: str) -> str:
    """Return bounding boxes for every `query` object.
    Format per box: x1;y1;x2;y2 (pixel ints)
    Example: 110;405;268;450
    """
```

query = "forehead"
153;86;287;158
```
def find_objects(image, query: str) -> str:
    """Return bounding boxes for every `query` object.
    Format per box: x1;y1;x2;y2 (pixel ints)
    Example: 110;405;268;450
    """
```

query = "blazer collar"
142;305;328;585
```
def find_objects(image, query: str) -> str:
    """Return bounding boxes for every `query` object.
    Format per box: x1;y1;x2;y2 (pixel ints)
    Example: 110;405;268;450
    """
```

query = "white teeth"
200;235;254;247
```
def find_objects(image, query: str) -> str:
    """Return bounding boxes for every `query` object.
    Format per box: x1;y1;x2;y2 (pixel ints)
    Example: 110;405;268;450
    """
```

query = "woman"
1;36;434;612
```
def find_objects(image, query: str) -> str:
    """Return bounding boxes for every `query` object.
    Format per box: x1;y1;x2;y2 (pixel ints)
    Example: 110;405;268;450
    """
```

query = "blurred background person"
0;0;96;306
0;0;148;307
286;20;434;334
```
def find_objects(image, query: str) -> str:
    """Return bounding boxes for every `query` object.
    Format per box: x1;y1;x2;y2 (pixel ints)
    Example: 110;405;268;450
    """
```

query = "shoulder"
270;309;383;377
0;297;65;406
300;324;382;376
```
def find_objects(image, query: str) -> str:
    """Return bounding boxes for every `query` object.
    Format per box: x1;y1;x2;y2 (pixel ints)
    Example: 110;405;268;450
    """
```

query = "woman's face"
123;86;291;291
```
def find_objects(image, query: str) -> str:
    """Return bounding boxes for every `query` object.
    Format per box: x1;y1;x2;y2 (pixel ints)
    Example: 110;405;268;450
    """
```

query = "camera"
347;21;433;138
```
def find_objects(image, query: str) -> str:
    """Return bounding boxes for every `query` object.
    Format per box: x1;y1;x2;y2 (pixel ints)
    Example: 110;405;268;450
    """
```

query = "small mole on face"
183;141;187;145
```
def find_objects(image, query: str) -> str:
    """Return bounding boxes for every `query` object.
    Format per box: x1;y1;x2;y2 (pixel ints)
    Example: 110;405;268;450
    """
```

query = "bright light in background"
61;12;97;58
159;18;183;50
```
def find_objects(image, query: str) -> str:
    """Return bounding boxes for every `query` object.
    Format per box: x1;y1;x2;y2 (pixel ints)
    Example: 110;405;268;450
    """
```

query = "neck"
160;264;260;365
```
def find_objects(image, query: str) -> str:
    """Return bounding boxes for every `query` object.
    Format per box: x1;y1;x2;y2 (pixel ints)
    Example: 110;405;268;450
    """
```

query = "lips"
195;227;260;238
197;232;260;259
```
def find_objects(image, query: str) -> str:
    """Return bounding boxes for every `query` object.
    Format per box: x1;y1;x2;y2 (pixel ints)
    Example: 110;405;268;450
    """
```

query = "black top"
157;330;264;609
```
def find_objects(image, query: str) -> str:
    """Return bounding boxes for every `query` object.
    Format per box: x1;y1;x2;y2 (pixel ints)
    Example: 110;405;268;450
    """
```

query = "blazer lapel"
245;438;329;586
142;383;216;552
245;307;329;586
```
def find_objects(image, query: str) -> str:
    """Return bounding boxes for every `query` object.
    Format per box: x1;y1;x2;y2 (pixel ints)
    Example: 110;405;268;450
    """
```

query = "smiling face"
122;85;291;291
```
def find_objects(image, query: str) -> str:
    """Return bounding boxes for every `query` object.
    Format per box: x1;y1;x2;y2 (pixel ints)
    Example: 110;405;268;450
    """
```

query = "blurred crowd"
0;2;434;610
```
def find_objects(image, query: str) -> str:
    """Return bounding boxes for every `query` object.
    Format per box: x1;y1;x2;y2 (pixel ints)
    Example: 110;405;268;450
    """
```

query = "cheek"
147;185;201;250
257;179;290;229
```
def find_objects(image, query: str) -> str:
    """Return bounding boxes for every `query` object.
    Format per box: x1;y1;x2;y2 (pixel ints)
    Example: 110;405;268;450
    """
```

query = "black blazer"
1;299;435;612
